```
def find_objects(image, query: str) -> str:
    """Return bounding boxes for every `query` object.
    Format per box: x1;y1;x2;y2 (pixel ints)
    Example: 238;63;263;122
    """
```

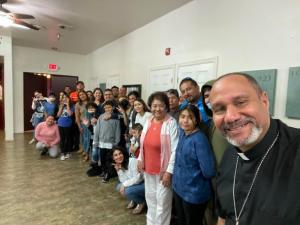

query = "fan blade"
14;19;39;30
0;6;10;13
11;13;35;19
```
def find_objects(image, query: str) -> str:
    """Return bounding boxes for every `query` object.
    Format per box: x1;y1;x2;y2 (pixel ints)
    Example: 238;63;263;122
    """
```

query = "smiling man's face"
210;74;270;151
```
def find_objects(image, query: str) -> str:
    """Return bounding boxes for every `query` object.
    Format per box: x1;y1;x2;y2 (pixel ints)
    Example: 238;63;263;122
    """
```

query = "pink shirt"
35;122;60;146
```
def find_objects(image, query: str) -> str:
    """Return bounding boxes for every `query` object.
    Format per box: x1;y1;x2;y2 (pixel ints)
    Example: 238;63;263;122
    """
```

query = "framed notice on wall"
176;57;218;89
149;65;175;95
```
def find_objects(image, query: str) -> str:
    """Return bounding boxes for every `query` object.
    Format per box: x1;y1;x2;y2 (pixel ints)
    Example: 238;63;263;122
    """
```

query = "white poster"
149;65;175;95
176;57;218;89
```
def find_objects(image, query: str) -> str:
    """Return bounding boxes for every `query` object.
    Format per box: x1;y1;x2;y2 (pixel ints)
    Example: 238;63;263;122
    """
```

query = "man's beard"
221;118;263;148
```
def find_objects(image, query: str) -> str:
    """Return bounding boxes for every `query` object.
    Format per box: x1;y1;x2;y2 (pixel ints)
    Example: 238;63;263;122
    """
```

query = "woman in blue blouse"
172;104;215;225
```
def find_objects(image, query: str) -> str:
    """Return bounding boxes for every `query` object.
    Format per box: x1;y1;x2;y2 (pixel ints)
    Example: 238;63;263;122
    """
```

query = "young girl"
57;93;74;160
133;98;151;127
172;104;215;225
112;146;146;214
130;123;143;158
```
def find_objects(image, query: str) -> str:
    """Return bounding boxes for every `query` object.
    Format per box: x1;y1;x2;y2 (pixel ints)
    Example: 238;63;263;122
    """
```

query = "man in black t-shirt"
210;73;300;225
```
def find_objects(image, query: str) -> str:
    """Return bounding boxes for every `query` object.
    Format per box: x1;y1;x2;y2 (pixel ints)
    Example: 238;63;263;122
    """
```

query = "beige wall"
0;35;14;140
86;0;300;128
13;46;88;133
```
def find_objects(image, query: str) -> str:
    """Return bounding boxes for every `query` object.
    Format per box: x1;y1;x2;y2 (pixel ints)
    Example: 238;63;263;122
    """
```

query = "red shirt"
143;121;163;175
70;91;78;103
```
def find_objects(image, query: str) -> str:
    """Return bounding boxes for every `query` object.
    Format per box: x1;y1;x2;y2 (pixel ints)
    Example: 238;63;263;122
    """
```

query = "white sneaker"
65;153;71;159
60;155;66;161
28;138;36;144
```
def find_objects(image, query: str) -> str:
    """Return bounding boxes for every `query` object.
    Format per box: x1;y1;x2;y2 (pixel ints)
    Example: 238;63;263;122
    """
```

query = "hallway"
0;132;145;225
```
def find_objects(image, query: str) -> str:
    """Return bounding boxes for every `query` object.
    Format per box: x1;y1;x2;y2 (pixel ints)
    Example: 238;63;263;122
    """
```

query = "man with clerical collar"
210;73;300;225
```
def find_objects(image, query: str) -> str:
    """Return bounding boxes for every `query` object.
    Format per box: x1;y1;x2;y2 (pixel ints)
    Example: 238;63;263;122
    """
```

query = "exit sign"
48;64;58;71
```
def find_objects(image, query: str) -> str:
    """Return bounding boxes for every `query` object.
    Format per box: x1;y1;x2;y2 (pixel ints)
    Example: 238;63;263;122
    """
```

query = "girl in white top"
133;98;152;127
112;146;146;214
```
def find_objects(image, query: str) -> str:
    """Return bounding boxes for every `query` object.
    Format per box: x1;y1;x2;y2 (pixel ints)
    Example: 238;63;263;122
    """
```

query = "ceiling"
0;0;192;54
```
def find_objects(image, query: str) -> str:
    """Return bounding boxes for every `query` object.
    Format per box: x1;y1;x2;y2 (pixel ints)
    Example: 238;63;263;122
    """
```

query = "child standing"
85;102;102;176
130;123;143;158
57;93;74;161
93;100;121;183
172;104;216;225
44;92;58;118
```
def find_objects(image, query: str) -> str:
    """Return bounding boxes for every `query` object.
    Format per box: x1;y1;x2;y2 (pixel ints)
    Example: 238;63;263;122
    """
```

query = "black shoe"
101;173;110;183
99;171;106;178
40;148;48;156
86;166;102;177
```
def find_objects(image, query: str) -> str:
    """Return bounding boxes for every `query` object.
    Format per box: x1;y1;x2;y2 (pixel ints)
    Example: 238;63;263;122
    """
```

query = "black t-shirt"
216;119;300;225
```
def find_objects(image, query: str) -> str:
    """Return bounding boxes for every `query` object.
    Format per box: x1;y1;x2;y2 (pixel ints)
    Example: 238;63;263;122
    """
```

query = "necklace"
233;131;279;225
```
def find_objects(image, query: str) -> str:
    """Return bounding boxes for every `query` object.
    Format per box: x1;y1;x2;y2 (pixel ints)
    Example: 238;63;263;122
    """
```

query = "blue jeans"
81;124;91;153
91;146;101;165
116;182;146;204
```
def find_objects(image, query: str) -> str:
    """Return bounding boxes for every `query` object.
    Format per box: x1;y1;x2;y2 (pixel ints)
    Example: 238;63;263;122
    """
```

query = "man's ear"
260;91;269;109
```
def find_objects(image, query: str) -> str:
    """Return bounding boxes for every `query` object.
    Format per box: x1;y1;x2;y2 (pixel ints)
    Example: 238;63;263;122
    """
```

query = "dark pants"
71;120;80;151
100;148;117;178
59;126;73;154
173;191;208;225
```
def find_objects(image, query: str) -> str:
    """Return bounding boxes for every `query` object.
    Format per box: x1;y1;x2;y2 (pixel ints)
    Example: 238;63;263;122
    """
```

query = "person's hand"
116;106;125;114
113;163;122;171
119;184;125;196
45;143;50;148
137;160;144;173
129;129;133;136
161;172;172;188
82;118;89;126
103;113;112;120
130;147;136;155
79;126;83;133
91;118;97;125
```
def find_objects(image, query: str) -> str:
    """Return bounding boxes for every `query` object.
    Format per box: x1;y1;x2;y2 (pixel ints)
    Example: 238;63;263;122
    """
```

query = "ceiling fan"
0;0;39;30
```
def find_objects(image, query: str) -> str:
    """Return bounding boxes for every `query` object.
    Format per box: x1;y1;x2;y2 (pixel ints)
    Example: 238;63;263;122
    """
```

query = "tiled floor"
0;132;146;225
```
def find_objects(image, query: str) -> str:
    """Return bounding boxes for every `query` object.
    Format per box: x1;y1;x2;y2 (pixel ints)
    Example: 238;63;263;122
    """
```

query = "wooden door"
23;73;47;131
50;74;78;97
0;63;4;130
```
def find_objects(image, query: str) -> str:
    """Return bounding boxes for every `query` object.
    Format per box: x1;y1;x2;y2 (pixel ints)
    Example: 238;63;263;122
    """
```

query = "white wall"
0;35;14;140
13;46;88;133
87;0;300;128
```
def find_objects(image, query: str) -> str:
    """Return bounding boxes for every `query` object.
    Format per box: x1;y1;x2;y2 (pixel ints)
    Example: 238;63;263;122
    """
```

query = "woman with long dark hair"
112;146;146;214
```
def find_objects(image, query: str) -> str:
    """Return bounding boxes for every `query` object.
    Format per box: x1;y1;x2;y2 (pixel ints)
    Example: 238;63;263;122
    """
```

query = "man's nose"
224;105;240;123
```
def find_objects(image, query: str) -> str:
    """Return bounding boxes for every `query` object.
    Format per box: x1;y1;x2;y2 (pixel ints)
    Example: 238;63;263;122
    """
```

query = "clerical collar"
235;118;278;161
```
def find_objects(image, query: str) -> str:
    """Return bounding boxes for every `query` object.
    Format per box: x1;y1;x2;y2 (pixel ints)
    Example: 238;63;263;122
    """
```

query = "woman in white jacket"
138;92;179;225
112;146;146;214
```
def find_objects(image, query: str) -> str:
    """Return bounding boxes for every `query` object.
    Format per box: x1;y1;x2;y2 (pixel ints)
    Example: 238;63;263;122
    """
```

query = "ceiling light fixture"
0;15;12;27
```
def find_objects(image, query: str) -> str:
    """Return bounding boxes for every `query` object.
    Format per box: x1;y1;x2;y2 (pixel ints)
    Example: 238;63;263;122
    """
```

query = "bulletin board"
149;65;175;95
243;69;277;115
286;67;300;119
176;57;218;89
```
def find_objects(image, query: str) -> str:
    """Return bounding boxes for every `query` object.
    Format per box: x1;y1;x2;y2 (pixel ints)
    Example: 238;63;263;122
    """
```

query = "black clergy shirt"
216;119;300;225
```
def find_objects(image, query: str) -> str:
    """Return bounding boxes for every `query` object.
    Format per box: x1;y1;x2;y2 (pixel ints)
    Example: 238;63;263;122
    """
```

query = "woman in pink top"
138;92;179;225
35;115;60;158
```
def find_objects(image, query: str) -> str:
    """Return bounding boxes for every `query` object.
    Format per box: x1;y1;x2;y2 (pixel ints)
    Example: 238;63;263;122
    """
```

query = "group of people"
28;73;300;225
